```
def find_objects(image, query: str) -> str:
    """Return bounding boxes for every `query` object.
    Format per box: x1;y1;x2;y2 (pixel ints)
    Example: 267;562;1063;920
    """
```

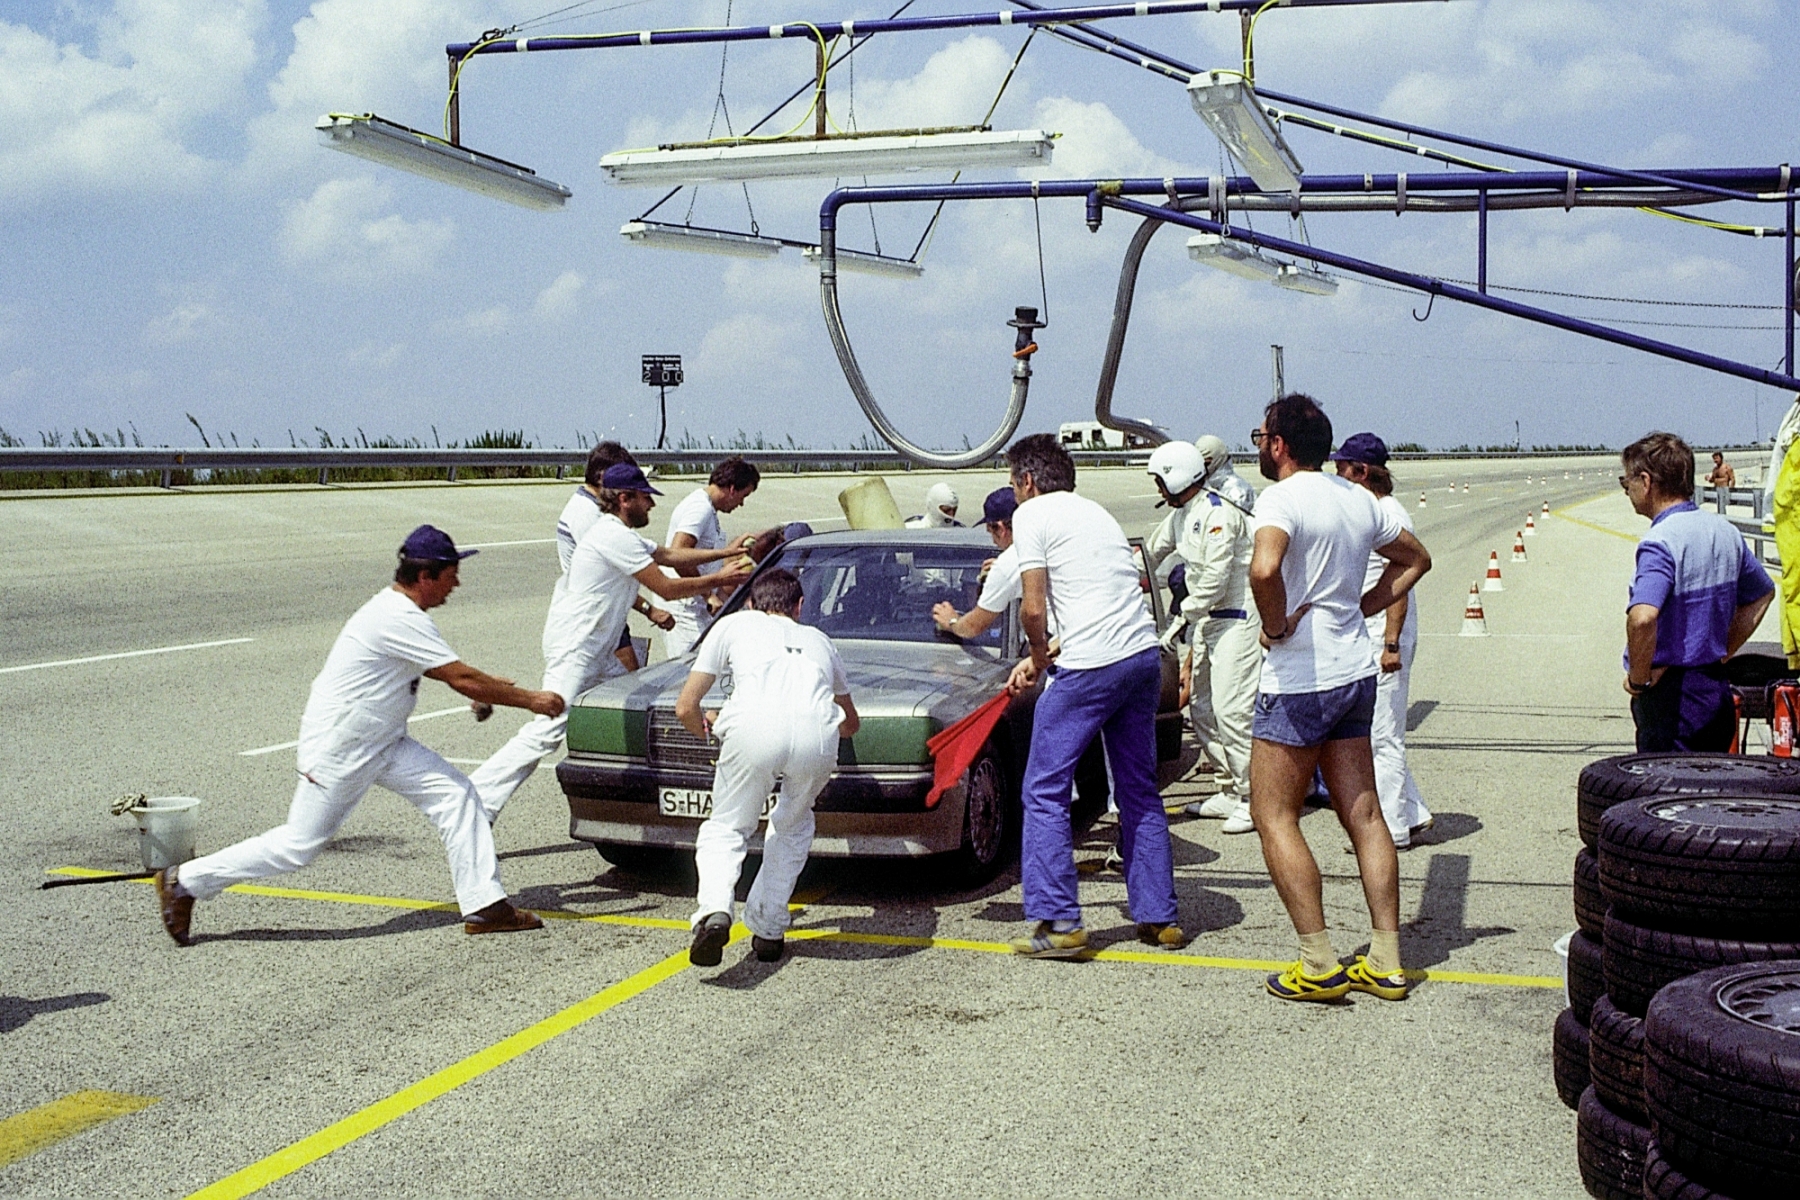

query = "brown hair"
1263;394;1333;468
1621;431;1694;500
585;441;635;487
749;568;804;614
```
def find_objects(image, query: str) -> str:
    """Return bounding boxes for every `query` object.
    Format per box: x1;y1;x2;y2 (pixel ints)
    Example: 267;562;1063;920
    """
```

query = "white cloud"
850;36;1017;131
0;366;38;401
143;302;222;346
1030;97;1193;180
437;305;512;335
533;271;584;320
692;312;804;382
279;177;455;280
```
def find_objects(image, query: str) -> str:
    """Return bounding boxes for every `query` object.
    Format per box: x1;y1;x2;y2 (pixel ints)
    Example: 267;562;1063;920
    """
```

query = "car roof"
782;528;994;549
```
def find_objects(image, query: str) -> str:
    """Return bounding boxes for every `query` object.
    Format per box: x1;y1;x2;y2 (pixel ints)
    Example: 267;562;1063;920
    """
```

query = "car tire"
1554;1006;1591;1111
1569;929;1605;1026
1588;995;1647;1124
593;842;683;875
1597;794;1800;938
1643;1142;1730;1200
1645;961;1800;1198
1574;848;1606;940
1577;1086;1652;1200
1577;753;1800;850
1602;911;1800;1017
947;746;1015;886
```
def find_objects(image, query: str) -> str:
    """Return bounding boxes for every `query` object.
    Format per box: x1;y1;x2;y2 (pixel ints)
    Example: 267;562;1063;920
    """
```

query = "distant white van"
1057;420;1166;451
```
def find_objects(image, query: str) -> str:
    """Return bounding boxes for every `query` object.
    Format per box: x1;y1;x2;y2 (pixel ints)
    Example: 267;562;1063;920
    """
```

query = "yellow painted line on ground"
1552;496;1639;543
0;1091;157;1169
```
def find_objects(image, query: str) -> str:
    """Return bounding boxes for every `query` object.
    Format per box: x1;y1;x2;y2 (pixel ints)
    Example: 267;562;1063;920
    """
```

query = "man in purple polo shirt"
1622;431;1774;750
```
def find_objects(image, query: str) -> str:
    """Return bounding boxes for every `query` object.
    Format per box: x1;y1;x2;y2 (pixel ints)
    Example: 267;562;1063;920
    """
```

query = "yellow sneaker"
1345;955;1411;1000
1010;922;1088;959
1264;959;1352;1002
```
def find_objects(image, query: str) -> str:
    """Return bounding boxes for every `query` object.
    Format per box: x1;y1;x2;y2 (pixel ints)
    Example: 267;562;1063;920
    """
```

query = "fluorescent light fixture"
315;114;570;210
619;220;784;259
1273;263;1339;296
1186;233;1284;282
800;246;924;279
600;129;1055;187
1186;72;1303;193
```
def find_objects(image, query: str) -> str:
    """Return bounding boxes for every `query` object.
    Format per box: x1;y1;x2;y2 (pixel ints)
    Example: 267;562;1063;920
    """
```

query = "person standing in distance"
678;569;859;967
1622;432;1773;750
932;487;1025;641
1703;450;1737;490
662;456;762;659
1247;396;1431;1002
1004;433;1181;957
1145;438;1260;832
1332;434;1433;848
556;441;674;672
906;482;962;528
154;526;564;945
471;464;754;824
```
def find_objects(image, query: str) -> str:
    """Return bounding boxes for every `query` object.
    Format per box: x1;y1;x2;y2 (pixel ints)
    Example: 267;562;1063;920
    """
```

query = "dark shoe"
1136;922;1187;949
154;868;193;946
751;935;785;963
463;899;545;935
690;912;731;966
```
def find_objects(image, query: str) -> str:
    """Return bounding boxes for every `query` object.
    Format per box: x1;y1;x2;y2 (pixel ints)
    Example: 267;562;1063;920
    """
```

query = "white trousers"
692;722;837;939
1369;622;1431;840
469;649;613;821
662;617;702;660
178;736;506;917
1188;615;1261;802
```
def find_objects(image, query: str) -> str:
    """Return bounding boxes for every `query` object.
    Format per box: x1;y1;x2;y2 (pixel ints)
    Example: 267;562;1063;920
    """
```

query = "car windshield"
778;543;1002;647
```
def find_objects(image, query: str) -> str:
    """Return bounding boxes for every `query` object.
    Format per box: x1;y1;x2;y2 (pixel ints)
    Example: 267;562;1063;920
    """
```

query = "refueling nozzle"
1008;306;1046;359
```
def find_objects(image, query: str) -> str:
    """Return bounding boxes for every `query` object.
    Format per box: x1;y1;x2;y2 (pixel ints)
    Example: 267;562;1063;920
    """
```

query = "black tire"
1645;961;1800;1198
1554;1006;1591;1111
1569;929;1606;1026
1588;994;1647;1124
1577;753;1800;850
946;746;1016;886
1577;1086;1652;1200
1598;794;1800;937
1643;1143;1730;1200
1603;911;1800;1017
593;842;682;874
1574;848;1606;939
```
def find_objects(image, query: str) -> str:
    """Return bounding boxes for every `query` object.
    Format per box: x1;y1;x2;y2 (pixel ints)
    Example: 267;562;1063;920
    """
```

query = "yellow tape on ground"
0;1090;157;1169
1551;497;1639;543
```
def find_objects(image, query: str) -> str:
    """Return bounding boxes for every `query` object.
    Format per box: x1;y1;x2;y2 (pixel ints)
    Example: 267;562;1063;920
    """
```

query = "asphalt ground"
4;456;1769;1198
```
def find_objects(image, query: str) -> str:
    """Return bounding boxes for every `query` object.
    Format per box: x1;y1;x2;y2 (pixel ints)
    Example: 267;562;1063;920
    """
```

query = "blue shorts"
1253;676;1378;747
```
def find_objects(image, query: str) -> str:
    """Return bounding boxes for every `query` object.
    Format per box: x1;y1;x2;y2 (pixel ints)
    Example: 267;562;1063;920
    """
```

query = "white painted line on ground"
239;706;473;757
0;638;254;677
459;538;556;549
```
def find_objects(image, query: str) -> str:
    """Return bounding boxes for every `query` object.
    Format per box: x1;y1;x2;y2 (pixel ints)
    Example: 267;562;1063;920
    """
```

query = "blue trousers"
1020;647;1177;925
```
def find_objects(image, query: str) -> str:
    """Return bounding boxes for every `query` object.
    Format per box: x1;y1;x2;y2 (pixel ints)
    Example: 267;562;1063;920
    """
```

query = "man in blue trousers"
1003;433;1182;957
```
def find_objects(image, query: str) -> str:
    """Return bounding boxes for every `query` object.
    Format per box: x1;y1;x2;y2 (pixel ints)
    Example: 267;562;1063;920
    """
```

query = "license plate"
657;788;778;819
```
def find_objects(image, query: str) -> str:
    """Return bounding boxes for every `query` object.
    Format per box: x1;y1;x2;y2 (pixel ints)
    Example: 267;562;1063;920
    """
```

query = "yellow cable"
1243;0;1281;84
443;32;511;141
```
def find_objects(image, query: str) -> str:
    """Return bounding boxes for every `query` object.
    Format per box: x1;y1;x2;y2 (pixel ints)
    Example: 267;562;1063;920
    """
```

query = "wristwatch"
1625;677;1650;695
1384;641;1400;652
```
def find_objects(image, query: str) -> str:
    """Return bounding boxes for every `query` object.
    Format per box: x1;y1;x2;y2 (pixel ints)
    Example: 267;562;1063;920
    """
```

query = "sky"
2;0;1796;455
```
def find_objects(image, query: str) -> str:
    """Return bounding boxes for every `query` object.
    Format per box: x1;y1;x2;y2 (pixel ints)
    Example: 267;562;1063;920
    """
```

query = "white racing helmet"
1147;441;1208;497
1194;434;1232;478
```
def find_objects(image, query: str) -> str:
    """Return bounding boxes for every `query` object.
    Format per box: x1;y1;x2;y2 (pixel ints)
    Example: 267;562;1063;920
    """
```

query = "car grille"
647;707;718;775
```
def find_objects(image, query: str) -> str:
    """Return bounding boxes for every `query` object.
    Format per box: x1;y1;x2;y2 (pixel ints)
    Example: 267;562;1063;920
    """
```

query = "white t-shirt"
542;514;656;698
696;610;850;740
663;488;725;633
297;587;459;760
976;545;1023;613
555;487;602;573
1011;490;1159;671
1252;471;1405;693
1363;493;1418;643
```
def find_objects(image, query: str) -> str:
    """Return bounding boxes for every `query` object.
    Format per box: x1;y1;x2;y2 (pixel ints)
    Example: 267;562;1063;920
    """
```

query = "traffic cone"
1419;491;1428;508
1483;550;1505;591
1463;482;1470;494
1512;532;1528;562
1524;513;1537;536
1460;584;1490;637
1542;500;1550;515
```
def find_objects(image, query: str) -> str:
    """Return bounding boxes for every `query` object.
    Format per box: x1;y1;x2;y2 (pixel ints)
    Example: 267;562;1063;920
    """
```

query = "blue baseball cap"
399;524;478;563
782;522;814;541
982;487;1018;524
600;462;663;494
1330;432;1389;468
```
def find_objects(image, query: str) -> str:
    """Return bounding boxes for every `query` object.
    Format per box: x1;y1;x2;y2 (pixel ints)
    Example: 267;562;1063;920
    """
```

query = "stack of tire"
1557;752;1800;1198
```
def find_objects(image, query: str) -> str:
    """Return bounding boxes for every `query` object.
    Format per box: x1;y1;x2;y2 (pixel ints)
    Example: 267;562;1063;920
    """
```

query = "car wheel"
594;842;682;875
1601;910;1800;1017
1568;929;1605;1026
1577;1086;1652;1200
1589;995;1647;1124
1598;794;1800;938
1643;1142;1729;1200
949;748;1014;885
1576;753;1800;849
1574;848;1606;940
1645;961;1800;1197
1553;1006;1590;1111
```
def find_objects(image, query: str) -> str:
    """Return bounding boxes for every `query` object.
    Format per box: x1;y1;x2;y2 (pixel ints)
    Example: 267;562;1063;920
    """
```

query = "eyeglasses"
1250;428;1267;444
1618;472;1645;491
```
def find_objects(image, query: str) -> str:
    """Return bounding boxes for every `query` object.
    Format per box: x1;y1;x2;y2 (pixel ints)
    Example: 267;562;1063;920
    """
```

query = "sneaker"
689;912;731;966
1102;846;1124;873
1264;960;1353;1002
1221;800;1255;834
1136;922;1187;949
463;899;545;935
1187;793;1240;819
154;868;194;947
1009;922;1088;959
1345;956;1411;1000
751;935;785;963
1409;816;1435;837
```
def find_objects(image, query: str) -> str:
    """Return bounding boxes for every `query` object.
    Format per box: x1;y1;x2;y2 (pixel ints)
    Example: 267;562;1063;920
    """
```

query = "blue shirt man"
1622;433;1774;751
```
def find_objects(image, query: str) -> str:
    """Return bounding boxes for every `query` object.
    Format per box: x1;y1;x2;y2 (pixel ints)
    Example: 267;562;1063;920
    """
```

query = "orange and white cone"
1524;513;1537;536
1542;500;1550;515
1419;491;1428;508
1512;532;1528;562
1463;482;1470;494
1483;550;1505;592
1460;584;1490;637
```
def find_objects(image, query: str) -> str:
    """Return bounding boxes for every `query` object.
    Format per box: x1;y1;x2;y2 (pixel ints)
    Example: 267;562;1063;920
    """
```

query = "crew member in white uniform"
1196;433;1257;514
661;456;761;659
154;526;563;945
932;487;1027;642
678;568;860;967
471;464;753;823
906;482;962;528
557;441;673;671
1332;433;1432;847
1146;440;1261;832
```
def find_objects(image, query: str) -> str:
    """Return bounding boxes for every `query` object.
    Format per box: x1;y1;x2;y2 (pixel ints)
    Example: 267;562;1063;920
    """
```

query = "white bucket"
132;796;201;870
1553;931;1574;1008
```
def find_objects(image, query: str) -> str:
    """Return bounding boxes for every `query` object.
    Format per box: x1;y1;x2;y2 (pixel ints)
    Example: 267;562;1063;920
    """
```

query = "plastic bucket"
1552;931;1574;1008
838;477;904;530
132;796;201;870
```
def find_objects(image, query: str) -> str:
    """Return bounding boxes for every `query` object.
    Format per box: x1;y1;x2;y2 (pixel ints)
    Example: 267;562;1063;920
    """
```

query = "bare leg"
1320;736;1400;932
1249;737;1327;934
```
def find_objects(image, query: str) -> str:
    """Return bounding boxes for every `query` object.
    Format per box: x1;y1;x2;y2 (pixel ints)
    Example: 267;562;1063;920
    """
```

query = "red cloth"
924;691;1012;809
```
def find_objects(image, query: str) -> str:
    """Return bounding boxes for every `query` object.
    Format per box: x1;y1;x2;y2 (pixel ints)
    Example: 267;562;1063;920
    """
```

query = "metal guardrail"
1708;485;1782;568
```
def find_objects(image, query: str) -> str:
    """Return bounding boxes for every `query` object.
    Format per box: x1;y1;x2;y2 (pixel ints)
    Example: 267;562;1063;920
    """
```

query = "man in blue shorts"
1247;396;1431;1002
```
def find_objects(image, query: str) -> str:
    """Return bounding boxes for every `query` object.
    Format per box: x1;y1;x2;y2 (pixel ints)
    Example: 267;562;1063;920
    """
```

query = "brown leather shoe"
463;899;545;935
155;868;194;946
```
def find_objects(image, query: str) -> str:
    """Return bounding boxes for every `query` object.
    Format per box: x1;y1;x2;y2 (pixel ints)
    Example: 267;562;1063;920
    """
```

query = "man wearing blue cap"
155;526;565;945
931;487;1028;643
471;463;755;823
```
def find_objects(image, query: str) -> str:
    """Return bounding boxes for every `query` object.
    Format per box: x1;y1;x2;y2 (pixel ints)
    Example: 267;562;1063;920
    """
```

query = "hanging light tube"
601;129;1055;187
800;246;924;278
315;114;571;210
1273;263;1339;296
1186;72;1304;193
1186;233;1284;281
619;220;785;259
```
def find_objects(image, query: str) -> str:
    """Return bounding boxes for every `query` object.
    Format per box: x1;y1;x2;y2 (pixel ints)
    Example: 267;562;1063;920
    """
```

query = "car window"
779;543;1002;647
